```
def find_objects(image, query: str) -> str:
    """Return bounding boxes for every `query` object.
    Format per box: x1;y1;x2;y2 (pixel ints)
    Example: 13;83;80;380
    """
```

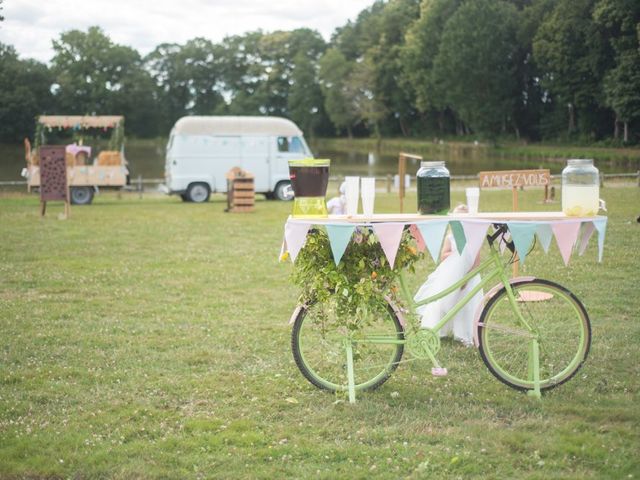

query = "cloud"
0;0;373;63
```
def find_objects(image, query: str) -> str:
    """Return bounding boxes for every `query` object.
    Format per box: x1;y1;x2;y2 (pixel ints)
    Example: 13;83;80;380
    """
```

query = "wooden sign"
39;145;70;217
479;169;550;189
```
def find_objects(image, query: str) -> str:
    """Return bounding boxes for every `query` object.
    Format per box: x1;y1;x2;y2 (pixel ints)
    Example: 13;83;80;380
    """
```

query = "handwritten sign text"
479;169;550;189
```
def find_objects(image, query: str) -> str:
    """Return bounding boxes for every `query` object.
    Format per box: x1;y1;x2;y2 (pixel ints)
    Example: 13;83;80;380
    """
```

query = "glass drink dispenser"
562;159;599;217
288;158;330;218
417;161;450;215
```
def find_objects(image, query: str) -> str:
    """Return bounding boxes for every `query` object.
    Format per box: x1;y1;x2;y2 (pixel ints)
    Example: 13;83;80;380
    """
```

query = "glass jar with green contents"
417;161;450;215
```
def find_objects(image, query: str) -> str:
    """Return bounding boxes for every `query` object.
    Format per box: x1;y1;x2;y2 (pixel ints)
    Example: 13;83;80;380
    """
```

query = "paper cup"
466;187;480;214
345;176;360;215
360;177;375;216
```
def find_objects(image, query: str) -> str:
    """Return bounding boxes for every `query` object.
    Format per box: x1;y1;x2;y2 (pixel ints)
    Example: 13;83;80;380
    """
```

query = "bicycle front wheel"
291;298;404;393
478;279;591;392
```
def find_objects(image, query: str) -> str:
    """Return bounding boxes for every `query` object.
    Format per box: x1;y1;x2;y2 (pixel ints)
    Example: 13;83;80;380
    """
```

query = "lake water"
2;139;639;182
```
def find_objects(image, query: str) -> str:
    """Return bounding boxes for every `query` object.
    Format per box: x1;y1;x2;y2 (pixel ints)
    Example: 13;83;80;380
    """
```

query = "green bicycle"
290;224;591;401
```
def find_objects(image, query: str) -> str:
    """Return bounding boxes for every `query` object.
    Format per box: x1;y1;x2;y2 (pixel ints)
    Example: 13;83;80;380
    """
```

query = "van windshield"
277;136;309;155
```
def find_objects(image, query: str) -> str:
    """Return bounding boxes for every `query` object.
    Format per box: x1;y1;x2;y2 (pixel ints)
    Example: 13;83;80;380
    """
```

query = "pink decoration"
409;224;426;252
372;223;405;268
284;222;311;263
551;222;582;266
65;144;92;158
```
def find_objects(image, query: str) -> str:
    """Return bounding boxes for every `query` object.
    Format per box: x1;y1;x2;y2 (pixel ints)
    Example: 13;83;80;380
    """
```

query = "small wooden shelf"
225;167;255;213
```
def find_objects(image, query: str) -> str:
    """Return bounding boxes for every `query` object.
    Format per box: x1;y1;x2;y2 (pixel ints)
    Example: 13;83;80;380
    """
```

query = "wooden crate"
225;167;255;213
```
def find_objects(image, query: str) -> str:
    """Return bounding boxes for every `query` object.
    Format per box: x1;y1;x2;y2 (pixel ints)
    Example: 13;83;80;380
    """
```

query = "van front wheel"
186;183;210;203
274;181;294;201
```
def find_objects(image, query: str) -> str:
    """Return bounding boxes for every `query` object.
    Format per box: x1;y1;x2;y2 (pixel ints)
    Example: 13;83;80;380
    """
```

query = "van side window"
277;136;289;152
278;136;306;153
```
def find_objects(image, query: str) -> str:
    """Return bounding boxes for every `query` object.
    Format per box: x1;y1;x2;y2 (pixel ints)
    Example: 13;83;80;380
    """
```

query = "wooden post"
398;152;423;214
138;175;143;199
398;154;406;213
386;174;392;194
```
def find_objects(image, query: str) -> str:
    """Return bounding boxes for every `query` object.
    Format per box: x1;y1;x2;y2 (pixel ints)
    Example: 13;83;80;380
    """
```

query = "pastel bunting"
325;224;356;265
416;220;449;263
551;221;582;266
372;223;405;268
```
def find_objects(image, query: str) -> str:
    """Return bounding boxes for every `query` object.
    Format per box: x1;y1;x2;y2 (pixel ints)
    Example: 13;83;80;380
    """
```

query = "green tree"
593;0;640;141
51;26;158;136
401;0;462;124
318;48;359;137
345;55;387;146
366;0;421;136
219;29;326;119
432;0;520;138
146;38;225;131
533;0;610;136
287;52;324;139
0;43;54;142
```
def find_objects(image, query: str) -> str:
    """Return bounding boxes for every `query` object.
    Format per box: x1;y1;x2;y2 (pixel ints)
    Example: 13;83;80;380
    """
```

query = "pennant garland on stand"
536;223;554;253
578;221;596;256
460;222;489;261
551;221;582;266
507;222;538;265
281;217;607;267
372;223;405;268
416;220;449;263
325;224;356;265
449;221;466;255
593;217;607;262
284;222;311;263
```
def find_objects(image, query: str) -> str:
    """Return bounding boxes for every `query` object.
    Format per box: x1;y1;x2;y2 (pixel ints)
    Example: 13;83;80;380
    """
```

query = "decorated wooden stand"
282;212;607;403
225;167;255;213
39;145;70;218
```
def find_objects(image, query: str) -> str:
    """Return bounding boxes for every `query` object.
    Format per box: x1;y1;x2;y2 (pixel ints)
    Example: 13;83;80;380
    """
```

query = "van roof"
172;116;303;136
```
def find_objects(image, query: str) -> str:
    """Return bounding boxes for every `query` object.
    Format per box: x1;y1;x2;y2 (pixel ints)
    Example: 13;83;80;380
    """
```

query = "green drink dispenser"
417;160;450;215
288;158;330;218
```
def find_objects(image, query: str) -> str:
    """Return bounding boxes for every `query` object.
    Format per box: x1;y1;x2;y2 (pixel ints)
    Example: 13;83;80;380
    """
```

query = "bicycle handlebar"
486;223;515;254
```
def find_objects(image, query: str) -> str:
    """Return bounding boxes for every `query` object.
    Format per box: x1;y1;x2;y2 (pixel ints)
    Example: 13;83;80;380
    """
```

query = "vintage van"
163;116;313;202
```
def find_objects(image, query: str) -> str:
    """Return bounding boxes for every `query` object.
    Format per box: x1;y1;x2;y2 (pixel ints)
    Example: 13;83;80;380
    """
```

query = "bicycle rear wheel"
291;298;404;393
478;279;591;392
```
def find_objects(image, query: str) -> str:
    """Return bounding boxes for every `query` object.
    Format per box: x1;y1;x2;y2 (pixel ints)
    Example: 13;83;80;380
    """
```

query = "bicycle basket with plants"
290;227;423;331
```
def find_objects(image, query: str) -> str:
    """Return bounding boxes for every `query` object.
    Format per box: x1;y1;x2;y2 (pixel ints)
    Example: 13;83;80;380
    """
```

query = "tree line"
1;0;639;144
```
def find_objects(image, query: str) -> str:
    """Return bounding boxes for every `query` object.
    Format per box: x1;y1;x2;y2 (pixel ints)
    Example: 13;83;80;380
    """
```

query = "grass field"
1;186;639;479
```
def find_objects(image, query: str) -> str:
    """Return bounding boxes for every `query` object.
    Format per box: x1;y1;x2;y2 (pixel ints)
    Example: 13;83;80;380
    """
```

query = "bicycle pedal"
431;367;448;377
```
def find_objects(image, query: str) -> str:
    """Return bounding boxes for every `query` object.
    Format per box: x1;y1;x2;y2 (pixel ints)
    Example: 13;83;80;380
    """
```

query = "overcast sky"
0;0;375;63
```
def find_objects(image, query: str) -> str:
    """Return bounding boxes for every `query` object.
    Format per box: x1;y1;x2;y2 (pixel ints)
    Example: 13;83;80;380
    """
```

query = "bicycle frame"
345;235;543;403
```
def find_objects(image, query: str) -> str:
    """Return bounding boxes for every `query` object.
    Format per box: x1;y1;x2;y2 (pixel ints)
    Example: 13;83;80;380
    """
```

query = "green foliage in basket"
291;227;423;329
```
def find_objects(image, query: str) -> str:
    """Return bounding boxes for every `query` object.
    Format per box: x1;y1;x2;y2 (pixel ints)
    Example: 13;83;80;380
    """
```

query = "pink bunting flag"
461;222;489;262
372;223;405;268
551;222;582;266
284;222;311;263
578;221;595;256
409;224;426;252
